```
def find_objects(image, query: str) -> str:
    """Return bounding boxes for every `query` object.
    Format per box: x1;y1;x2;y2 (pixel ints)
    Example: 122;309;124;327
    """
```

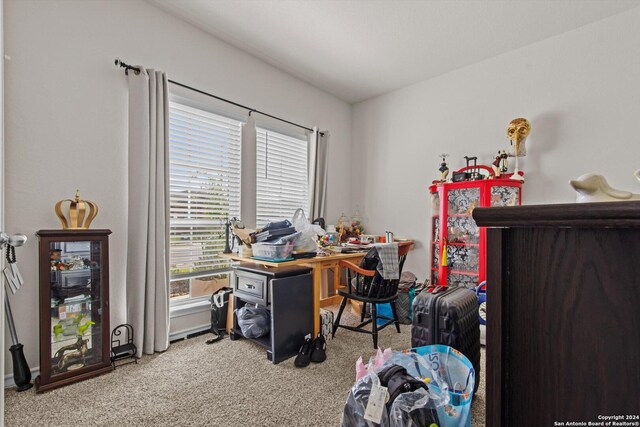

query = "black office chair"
332;242;411;348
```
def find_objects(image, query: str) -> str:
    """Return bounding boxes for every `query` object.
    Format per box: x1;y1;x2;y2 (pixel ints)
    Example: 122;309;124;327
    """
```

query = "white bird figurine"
570;173;640;203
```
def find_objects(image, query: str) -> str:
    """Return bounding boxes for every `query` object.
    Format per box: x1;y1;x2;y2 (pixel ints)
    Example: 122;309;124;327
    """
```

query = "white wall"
351;7;640;281
3;0;351;374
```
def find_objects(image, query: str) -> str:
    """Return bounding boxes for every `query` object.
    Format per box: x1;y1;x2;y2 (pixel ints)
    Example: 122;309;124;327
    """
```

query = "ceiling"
149;0;640;104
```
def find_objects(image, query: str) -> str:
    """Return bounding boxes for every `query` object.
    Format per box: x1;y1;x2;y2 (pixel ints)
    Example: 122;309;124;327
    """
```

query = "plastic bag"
355;347;393;381
344;346;474;427
346;354;442;427
388;388;440;427
341;371;390;427
236;304;270;339
291;208;324;253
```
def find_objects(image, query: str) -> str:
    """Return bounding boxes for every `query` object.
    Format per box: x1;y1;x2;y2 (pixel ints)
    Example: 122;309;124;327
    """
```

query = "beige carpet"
5;306;485;426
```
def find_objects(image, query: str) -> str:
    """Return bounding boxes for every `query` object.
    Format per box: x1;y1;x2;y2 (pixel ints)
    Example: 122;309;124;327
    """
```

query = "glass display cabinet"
429;167;522;288
35;229;112;392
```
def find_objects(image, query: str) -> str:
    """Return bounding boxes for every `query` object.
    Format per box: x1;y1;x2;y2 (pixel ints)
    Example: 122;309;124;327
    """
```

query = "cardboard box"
226;295;234;334
350;300;365;317
191;275;229;299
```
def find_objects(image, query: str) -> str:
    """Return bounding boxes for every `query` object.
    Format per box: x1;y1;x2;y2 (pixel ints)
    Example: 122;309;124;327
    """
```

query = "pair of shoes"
294;334;327;367
310;334;326;363
294;337;313;368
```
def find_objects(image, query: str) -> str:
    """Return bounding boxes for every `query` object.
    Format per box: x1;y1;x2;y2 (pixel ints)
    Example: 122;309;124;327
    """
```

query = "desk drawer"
233;270;268;306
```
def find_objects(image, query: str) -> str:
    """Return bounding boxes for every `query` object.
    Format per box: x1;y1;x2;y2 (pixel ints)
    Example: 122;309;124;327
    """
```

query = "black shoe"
310;334;327;363
294;337;313;368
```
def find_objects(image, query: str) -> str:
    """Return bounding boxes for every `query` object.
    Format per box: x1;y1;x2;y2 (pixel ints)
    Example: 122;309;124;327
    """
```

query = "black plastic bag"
237;304;271;338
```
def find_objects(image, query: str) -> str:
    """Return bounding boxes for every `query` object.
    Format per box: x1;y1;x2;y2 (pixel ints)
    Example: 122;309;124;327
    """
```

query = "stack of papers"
254;226;297;242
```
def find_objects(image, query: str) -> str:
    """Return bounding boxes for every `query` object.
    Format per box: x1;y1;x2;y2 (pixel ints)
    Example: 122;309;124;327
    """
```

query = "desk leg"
333;263;341;290
313;266;321;336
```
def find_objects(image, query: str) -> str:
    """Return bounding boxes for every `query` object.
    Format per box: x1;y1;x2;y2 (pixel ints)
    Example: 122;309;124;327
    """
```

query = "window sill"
170;299;210;318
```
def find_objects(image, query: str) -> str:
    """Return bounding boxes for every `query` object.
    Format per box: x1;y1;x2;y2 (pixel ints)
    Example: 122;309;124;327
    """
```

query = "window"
168;102;241;304
256;128;309;227
167;100;312;308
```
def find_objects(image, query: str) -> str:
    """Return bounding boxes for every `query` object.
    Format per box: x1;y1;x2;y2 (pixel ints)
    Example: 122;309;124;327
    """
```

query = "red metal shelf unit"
429;170;523;288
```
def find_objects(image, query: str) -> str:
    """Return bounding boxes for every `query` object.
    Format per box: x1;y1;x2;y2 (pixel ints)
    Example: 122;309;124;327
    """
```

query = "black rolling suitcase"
411;286;481;393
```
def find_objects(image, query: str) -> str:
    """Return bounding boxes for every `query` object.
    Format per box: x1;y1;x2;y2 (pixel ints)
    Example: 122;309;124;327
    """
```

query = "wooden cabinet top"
473;200;640;228
36;229;112;237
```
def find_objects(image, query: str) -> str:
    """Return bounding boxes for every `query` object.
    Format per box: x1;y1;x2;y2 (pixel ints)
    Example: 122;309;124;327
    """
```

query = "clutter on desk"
242;209;325;261
343;345;475;427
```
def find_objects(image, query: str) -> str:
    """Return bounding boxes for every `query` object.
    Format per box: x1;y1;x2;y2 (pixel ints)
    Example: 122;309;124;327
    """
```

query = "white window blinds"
256;128;309;227
168;102;242;276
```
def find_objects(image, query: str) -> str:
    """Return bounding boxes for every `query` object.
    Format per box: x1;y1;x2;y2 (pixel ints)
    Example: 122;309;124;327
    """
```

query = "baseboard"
169;323;211;342
5;366;40;389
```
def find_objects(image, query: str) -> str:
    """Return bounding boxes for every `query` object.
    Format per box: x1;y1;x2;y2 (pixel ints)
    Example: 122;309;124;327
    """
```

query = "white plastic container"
252;242;294;260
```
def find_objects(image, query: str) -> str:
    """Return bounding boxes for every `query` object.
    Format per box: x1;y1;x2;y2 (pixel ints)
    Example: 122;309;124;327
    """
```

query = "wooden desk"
222;252;366;336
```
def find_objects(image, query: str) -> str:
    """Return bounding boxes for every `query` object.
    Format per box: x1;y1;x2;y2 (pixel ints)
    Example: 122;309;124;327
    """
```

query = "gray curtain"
308;128;329;220
126;67;170;357
240;114;257;229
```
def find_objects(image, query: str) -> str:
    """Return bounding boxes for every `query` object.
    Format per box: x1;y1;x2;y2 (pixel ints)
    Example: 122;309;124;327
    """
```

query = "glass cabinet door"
49;240;103;375
444;187;481;288
490;186;520;207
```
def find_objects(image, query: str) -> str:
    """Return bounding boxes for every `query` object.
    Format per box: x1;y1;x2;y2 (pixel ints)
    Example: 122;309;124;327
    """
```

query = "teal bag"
375;302;394;326
388;345;475;427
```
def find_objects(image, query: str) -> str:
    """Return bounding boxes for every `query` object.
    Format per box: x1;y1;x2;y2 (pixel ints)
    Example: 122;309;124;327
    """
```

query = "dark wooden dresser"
473;201;640;426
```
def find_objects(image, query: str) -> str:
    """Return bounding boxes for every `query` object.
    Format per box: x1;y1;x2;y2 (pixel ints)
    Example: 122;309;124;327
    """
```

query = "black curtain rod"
115;59;323;136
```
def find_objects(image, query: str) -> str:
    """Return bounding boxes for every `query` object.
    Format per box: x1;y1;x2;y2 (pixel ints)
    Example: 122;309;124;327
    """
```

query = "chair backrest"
354;242;412;300
397;241;411;278
111;323;134;348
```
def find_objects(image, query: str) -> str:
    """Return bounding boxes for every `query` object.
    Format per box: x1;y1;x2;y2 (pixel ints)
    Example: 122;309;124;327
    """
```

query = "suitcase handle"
476;281;486;296
427;285;445;294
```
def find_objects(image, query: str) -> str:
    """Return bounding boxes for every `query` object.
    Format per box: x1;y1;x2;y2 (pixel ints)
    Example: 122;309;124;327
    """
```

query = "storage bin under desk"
230;264;313;364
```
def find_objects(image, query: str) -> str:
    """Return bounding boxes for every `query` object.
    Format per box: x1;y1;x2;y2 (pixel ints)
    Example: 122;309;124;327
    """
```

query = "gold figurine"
507;118;531;157
506;118;530;181
55;190;99;229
